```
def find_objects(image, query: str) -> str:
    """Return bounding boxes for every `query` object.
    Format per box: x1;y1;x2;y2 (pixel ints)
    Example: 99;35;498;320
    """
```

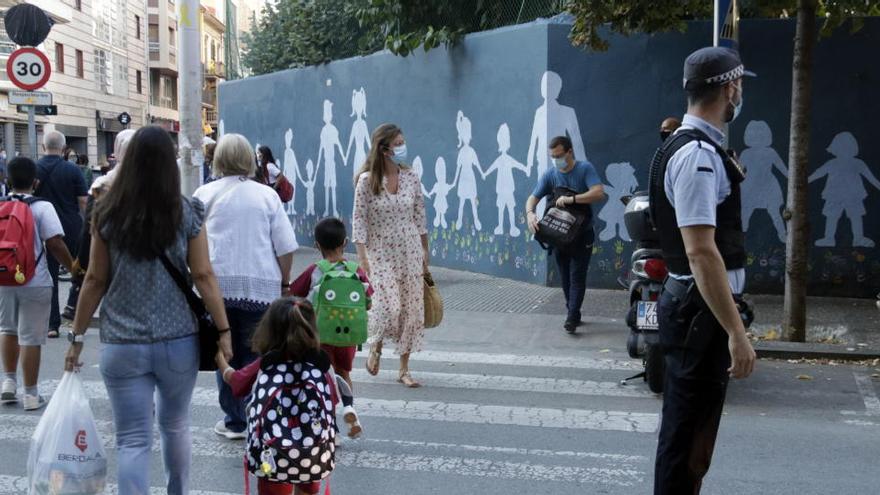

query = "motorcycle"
618;191;667;393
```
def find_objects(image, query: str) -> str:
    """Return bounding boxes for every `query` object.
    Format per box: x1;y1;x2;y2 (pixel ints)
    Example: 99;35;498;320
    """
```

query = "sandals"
366;344;382;376
398;370;421;388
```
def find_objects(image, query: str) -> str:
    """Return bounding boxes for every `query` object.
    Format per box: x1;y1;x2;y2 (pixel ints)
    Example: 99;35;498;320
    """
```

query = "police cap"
683;46;756;90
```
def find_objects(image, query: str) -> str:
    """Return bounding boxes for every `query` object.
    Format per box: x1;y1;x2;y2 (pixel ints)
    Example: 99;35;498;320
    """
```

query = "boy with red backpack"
0;157;80;411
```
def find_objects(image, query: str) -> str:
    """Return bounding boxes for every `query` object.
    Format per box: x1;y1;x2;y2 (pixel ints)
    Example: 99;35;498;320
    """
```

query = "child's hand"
215;350;229;371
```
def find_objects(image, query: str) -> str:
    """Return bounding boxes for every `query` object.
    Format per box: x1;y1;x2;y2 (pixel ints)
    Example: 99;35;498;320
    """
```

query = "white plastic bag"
27;372;107;495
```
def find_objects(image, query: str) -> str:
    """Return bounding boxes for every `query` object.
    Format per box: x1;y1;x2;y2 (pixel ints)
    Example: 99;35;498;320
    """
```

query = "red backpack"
0;195;45;286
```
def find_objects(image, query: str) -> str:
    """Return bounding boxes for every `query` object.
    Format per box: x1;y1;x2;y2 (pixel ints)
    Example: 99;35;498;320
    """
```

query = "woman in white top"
193;134;299;439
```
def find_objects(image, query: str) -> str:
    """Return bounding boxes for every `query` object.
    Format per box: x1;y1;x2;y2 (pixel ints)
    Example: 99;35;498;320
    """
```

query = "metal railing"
148;41;160;52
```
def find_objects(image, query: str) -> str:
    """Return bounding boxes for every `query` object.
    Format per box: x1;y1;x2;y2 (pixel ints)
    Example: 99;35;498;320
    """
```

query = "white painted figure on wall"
317;99;346;217
482;123;529;237
346;87;370;178
282;128;299;214
297;158;320;216
526;71;587;214
411;156;431;197
740;120;788;242
598;162;638;242
427;157;453;229
453;111;484;231
809;131;880;247
218;119;225;137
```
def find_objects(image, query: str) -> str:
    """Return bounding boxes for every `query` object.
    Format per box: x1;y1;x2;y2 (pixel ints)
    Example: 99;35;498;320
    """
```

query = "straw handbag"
423;272;444;328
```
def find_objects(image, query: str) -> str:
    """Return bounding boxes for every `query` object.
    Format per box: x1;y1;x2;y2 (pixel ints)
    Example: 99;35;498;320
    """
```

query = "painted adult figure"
525;136;605;334
194;134;298;440
650;47;757;494
353;124;429;388
63;126;232;495
35;131;88;338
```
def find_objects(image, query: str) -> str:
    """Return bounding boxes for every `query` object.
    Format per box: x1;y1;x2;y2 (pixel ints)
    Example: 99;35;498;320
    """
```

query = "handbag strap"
158;253;208;317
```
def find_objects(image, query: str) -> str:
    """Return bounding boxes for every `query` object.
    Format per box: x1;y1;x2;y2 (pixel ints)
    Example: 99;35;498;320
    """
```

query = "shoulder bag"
159;253;219;371
533;186;593;252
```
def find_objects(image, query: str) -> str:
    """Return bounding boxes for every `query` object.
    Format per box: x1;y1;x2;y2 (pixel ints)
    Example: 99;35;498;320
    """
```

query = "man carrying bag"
526;136;605;334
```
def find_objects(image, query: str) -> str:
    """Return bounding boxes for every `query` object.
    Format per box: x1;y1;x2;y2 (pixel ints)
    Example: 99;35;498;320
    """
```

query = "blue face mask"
552;157;567;170
391;144;407;165
726;84;743;123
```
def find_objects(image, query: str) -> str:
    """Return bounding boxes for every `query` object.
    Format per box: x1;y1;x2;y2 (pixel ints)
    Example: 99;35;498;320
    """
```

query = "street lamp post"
177;0;202;196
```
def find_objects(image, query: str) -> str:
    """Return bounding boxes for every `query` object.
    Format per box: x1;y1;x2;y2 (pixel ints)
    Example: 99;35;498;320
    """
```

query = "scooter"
618;191;667;393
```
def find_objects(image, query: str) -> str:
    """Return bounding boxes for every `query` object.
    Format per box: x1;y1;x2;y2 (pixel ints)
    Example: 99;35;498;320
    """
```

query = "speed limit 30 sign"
6;47;51;91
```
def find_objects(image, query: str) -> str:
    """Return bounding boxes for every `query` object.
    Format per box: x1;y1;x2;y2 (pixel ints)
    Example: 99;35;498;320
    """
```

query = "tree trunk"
783;0;817;342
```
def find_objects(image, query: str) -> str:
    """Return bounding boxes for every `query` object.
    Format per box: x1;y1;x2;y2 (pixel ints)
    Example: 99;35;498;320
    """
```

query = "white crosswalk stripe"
0;475;238;495
3;349;657;491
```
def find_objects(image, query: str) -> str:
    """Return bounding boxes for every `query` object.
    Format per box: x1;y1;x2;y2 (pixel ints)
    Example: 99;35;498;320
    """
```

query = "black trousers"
654;285;731;495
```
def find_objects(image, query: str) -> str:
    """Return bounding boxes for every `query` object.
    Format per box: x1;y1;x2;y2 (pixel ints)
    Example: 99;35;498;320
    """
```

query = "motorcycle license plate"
636;301;658;330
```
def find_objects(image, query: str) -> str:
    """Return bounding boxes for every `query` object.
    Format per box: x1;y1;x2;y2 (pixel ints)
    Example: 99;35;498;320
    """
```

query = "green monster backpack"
313;260;369;347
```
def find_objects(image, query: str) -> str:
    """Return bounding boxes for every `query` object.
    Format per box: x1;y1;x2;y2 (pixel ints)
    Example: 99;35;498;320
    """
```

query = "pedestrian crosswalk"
1;348;661;494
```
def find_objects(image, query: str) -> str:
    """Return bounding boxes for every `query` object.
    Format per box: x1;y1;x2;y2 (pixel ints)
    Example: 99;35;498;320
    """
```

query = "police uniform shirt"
664;114;746;294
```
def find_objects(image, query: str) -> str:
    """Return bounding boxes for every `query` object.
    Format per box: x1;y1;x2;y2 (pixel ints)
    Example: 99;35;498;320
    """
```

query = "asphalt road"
2;253;879;494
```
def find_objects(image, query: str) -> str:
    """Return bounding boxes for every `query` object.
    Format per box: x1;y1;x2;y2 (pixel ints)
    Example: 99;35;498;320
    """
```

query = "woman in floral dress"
352;123;429;388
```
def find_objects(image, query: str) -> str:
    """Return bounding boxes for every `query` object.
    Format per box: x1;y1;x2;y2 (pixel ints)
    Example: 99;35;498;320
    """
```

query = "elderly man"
35;131;88;338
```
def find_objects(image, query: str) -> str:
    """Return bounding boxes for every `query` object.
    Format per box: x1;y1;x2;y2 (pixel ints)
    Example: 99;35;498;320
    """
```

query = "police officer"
650;47;757;494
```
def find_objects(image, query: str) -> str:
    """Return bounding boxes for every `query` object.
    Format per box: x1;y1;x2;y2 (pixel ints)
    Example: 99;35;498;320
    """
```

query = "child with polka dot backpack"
216;297;338;495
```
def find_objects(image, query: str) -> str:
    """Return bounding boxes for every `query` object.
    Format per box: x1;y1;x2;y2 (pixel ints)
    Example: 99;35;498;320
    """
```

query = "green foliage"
566;0;880;52
242;0;384;76
353;0;565;56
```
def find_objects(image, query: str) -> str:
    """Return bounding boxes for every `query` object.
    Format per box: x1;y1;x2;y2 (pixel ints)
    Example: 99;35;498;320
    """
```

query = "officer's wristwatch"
67;331;85;344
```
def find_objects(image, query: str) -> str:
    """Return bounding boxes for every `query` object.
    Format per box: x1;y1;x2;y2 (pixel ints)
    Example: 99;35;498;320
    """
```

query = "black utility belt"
663;276;753;327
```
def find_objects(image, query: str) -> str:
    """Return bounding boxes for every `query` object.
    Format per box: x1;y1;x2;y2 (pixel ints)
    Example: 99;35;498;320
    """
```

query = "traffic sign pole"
28;105;36;158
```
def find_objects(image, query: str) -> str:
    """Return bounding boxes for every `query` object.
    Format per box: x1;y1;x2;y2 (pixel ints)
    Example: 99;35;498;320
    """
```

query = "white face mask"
552;157;567;170
391;144;407;164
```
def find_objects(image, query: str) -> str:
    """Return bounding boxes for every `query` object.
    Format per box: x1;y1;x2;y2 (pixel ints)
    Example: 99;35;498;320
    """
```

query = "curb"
754;341;880;361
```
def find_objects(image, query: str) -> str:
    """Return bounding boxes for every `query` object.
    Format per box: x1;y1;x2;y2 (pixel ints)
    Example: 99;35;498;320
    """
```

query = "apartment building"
200;3;223;137
0;0;148;166
147;0;179;140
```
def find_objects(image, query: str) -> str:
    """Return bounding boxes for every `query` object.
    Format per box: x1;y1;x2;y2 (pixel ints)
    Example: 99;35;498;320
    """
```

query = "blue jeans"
554;244;593;324
215;306;263;433
100;334;199;495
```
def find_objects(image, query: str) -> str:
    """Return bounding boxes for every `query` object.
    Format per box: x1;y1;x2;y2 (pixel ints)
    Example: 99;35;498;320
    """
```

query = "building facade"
147;0;180;140
200;4;223;137
0;0;148;167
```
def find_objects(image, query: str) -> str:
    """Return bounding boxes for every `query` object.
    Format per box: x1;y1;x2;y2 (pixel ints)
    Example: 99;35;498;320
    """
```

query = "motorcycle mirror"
620;195;632;206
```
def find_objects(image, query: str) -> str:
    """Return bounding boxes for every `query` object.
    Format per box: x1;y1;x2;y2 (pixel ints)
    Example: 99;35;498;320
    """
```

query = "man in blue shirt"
526;136;605;333
34;131;88;338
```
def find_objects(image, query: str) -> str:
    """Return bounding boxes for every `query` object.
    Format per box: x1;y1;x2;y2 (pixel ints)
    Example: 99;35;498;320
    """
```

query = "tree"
242;0;384;75
367;0;879;342
353;0;565;55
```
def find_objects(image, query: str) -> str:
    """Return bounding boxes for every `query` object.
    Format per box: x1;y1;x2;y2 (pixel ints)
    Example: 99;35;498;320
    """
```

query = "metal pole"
177;0;203;195
713;0;720;46
28;106;36;159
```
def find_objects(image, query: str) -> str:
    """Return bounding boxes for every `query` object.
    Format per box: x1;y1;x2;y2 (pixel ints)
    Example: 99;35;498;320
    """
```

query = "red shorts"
321;344;356;372
258;478;320;495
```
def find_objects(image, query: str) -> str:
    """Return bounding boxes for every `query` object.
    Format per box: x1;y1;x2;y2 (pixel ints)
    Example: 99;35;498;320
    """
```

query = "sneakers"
564;320;577;334
342;405;363;439
61;306;76;321
23;394;46;411
1;379;17;404
213;420;247;440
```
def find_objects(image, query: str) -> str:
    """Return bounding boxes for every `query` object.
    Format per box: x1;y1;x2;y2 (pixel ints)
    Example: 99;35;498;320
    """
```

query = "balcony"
205;60;225;79
149;41;160;53
205;110;218;124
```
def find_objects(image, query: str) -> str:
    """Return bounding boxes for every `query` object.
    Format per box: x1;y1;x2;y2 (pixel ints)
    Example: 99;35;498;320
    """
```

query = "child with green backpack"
290;218;372;439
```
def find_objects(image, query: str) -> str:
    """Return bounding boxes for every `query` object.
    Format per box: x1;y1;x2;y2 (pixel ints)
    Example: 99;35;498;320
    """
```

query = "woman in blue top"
63;126;232;495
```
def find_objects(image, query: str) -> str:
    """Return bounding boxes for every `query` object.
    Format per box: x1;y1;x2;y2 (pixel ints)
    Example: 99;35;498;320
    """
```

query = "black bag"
159;254;219;371
534;187;593;252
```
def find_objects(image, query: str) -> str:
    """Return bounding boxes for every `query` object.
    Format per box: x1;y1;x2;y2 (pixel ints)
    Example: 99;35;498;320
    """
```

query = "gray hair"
114;129;136;168
214;134;256;177
43;130;66;153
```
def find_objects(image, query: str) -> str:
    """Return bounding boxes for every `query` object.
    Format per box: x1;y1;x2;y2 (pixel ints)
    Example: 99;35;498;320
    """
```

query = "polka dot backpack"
245;359;337;486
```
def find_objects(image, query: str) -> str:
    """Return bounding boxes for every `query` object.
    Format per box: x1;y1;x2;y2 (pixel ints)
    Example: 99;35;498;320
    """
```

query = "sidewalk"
60;247;880;359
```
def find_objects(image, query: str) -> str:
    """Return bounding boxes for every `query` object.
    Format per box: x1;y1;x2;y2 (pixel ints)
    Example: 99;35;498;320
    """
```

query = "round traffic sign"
6;47;51;91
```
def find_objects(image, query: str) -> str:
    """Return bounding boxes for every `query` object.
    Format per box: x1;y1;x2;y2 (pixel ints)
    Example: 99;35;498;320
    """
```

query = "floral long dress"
352;168;428;355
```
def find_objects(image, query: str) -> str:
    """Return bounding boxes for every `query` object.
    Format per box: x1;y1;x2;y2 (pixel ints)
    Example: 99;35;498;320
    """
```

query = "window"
169;27;175;46
136;70;142;94
93;0;128;50
94;49;129;97
55;43;64;73
75;0;81;11
76;50;84;78
135;15;141;39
